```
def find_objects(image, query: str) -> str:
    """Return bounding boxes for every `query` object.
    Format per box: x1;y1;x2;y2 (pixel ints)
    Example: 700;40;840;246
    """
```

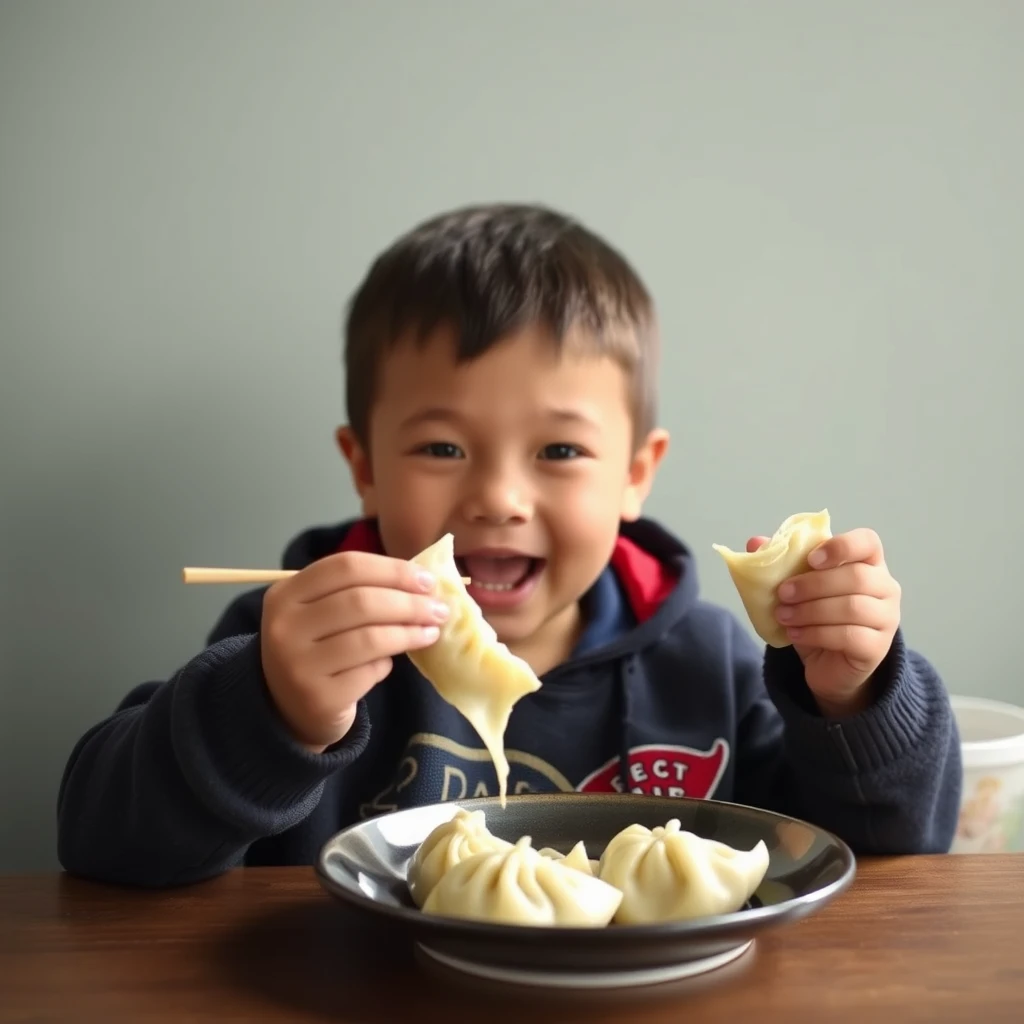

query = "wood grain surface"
1;855;1022;1023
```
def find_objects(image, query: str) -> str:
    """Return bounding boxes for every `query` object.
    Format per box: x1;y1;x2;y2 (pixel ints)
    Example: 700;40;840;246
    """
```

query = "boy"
58;204;960;886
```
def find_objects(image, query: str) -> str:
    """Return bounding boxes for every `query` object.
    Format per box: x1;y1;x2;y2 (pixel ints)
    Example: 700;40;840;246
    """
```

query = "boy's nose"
462;470;532;525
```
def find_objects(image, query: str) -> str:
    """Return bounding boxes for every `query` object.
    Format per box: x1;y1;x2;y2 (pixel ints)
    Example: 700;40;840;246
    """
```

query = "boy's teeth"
462;555;533;589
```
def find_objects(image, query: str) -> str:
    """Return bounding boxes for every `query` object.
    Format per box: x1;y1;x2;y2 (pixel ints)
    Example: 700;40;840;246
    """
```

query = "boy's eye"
539;443;584;461
419;442;464;459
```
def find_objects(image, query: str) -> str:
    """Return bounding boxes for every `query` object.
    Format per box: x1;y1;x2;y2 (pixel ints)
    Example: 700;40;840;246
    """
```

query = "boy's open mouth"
456;553;544;606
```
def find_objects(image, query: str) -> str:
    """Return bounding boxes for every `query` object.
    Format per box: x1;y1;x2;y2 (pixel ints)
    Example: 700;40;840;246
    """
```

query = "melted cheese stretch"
408;534;542;806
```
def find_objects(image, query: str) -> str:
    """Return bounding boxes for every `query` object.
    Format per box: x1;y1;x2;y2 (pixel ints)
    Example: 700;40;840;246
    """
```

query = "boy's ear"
335;426;377;517
620;428;670;522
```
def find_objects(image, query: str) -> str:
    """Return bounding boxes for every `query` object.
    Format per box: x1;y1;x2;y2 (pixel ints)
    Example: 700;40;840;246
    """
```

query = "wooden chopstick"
182;567;297;584
182;567;472;585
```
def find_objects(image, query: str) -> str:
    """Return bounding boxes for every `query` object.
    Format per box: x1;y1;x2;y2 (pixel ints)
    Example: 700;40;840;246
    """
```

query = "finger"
282;551;437;604
807;528;885;570
776;595;891;630
317;623;441;676
746;535;771;553
296;657;395;732
301;586;450;642
334;657;395;702
777;563;895;604
784;624;881;660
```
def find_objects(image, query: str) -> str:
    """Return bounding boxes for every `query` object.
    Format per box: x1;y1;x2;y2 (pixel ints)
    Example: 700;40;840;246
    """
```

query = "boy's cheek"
374;486;453;559
547;497;624;575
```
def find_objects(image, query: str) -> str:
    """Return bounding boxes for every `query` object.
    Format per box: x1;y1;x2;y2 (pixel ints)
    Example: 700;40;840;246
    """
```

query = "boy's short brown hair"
343;203;659;447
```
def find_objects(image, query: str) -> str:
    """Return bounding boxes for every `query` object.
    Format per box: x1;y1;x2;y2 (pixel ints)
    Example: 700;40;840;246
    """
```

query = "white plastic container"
950;695;1024;853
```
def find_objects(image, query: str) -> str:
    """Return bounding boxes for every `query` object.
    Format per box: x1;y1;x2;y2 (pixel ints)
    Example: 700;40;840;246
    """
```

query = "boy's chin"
481;607;535;641
485;599;582;648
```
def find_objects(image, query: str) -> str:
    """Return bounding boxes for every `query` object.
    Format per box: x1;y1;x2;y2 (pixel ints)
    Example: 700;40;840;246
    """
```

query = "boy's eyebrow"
399;406;602;431
398;408;465;431
543;407;603;430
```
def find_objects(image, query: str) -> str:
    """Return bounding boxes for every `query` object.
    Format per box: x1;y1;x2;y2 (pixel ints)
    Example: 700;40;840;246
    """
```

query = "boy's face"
337;325;668;670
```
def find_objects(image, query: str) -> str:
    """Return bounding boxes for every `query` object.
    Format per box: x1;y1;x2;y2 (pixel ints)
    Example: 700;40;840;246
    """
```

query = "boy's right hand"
260;552;448;752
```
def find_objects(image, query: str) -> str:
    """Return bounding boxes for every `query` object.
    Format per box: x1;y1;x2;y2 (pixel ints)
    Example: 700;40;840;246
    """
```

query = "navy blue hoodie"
57;517;961;886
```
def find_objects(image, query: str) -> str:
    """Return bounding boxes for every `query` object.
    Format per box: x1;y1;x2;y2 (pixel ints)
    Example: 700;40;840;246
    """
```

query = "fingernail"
787;627;803;639
416;570;436;592
421;625;440;643
430;600;450;622
808;549;827;568
776;605;793;622
778;582;796;602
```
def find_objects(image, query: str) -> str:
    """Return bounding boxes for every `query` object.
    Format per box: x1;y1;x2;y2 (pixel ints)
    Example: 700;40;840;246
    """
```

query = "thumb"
746;535;770;553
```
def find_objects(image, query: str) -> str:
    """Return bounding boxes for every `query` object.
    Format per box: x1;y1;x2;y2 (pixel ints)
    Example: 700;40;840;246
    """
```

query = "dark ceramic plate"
316;793;855;989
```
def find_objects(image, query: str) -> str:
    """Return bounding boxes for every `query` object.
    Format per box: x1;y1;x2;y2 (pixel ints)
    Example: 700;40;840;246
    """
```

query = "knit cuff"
763;630;936;776
172;636;371;830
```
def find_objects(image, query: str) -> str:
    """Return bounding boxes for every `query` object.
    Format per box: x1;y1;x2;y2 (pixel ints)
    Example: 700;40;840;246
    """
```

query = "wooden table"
1;855;1022;1023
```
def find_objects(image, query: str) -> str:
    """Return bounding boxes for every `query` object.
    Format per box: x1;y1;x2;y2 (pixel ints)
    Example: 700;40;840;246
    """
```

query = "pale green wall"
2;0;1021;872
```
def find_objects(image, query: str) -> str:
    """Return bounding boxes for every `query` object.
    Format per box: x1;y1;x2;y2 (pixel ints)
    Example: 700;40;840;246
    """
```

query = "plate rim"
314;792;857;942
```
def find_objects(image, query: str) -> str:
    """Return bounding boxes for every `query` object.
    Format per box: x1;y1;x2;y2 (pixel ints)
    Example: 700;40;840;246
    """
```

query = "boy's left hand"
747;528;901;718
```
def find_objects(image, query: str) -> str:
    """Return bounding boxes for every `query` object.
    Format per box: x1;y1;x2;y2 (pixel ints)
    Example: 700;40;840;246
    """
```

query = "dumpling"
406;808;511;907
598;819;769;924
422;836;623;927
538;840;594;876
408;534;542;806
712;510;832;648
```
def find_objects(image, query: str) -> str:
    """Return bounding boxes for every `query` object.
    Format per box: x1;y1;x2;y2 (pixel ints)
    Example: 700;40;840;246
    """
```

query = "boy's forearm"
760;633;962;854
57;635;369;886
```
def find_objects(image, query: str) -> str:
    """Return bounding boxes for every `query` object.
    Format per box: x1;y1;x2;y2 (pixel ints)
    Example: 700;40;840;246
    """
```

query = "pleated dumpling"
408;534;542;806
712;510;832;648
406;808;511;907
422;837;623;927
538;840;595;876
598;819;769;924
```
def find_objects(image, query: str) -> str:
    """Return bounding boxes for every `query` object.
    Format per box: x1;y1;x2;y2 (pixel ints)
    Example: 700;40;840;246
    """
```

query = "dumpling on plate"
408;534;542;806
406;808;511;907
712;510;832;648
538;840;594;876
423;836;623;927
598;819;769;924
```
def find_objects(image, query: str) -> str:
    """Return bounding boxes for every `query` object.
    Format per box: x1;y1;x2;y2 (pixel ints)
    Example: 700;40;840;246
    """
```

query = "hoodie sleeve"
731;617;962;854
57;590;370;886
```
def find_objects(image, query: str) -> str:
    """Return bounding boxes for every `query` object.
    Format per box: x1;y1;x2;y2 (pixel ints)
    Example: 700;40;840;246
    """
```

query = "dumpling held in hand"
406;808;511;907
712;509;832;648
408;534;542;806
598;819;769;924
423;836;623;927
